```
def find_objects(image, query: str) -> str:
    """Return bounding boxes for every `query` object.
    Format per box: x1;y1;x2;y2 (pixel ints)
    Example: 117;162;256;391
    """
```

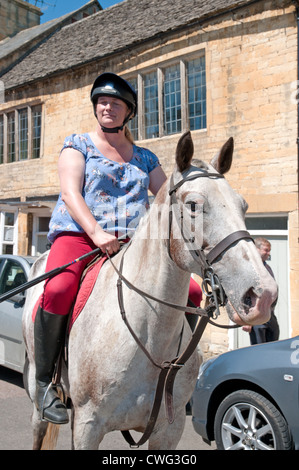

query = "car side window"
0;261;27;295
0;259;5;273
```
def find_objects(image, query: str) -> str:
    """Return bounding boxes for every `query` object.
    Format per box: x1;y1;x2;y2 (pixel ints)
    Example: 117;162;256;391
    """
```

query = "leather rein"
107;168;253;448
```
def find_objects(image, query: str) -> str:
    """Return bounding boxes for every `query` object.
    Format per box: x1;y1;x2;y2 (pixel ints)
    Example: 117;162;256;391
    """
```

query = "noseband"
168;170;252;318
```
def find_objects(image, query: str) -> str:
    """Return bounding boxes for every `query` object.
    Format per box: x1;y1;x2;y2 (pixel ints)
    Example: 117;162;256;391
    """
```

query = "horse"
22;131;277;450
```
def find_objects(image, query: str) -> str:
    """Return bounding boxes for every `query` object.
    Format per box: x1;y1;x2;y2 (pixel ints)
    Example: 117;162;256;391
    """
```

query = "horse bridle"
168;170;253;319
108;168;253;448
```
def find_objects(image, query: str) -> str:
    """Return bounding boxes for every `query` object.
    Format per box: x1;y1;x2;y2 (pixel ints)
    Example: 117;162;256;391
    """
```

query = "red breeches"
40;233;97;315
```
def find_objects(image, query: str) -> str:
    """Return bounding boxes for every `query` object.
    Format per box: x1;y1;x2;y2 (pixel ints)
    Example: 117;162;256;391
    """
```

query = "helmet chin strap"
98;110;132;134
101;124;124;133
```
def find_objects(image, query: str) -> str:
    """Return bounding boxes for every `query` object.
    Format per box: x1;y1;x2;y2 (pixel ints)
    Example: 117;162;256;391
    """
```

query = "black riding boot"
34;306;69;424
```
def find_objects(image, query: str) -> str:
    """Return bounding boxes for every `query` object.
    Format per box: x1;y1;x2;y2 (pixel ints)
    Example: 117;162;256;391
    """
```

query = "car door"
0;258;28;372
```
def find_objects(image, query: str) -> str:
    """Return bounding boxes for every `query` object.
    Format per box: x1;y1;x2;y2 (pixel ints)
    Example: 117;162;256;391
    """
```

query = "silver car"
0;254;37;373
192;336;299;450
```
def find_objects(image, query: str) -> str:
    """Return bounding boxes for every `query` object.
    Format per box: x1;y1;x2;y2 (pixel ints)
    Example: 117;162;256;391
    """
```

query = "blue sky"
34;1;122;23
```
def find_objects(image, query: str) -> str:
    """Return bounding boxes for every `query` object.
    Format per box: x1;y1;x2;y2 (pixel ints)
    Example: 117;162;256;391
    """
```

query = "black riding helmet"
90;72;137;133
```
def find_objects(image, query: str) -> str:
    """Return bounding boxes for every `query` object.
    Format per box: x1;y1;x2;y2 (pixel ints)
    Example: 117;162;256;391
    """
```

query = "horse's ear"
210;137;234;175
176;131;194;172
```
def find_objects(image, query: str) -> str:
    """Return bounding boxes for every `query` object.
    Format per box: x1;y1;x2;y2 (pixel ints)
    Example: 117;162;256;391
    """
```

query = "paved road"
0;365;215;451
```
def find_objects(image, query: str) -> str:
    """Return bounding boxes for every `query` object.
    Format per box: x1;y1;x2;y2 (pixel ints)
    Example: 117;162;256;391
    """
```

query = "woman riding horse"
34;73;202;425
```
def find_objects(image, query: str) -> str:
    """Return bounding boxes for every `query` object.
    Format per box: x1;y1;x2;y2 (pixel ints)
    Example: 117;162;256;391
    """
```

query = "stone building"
0;0;298;355
0;0;42;40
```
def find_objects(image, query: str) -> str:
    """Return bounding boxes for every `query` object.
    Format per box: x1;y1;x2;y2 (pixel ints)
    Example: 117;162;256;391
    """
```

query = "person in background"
243;237;279;344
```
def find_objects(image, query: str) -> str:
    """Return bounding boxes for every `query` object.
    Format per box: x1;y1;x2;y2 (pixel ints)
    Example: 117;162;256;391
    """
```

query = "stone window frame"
127;52;206;141
0;101;43;164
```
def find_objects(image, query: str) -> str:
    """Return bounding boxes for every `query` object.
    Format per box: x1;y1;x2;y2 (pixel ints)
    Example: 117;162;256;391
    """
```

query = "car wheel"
214;389;292;450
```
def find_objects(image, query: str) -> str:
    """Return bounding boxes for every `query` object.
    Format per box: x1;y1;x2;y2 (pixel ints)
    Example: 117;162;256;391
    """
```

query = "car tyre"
214;389;292;450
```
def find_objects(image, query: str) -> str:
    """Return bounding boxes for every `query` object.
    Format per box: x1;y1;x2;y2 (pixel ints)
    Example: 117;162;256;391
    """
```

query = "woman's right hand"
91;226;120;255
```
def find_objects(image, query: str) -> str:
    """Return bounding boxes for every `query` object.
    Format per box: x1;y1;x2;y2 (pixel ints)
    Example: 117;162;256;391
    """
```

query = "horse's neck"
134;182;190;293
127;235;190;299
123;234;190;355
126;195;190;315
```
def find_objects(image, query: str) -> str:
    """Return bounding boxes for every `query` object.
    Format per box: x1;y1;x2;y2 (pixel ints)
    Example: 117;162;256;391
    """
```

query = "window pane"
5;212;14;226
7;112;15;163
187;57;206;130
164;64;181;135
38;217;50;232
144;72;159;139
246;217;288;231
36;235;49;255
0;115;3;164
32;105;42;159
3;212;14;242
2;244;13;255
19;108;28;160
127;78;138;141
2;213;15;255
4;226;14;241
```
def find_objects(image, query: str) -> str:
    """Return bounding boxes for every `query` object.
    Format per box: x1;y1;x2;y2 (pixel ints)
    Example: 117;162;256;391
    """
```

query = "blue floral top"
48;133;160;243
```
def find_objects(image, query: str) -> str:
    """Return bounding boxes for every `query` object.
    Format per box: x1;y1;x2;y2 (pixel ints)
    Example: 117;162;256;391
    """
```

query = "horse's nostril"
243;288;256;313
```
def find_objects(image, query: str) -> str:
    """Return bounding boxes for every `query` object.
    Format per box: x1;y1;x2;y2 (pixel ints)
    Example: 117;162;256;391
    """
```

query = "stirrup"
40;382;66;422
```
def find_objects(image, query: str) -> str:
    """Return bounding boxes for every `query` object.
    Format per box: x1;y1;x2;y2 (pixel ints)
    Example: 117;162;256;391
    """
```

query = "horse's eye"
190;202;197;212
186;201;199;215
185;196;205;217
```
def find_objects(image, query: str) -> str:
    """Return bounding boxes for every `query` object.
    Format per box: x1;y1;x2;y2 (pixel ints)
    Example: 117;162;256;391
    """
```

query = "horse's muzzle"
226;281;278;326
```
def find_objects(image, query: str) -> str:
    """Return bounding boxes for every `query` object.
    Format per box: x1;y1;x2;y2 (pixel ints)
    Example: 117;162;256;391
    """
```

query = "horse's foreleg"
72;406;104;450
148;411;186;450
